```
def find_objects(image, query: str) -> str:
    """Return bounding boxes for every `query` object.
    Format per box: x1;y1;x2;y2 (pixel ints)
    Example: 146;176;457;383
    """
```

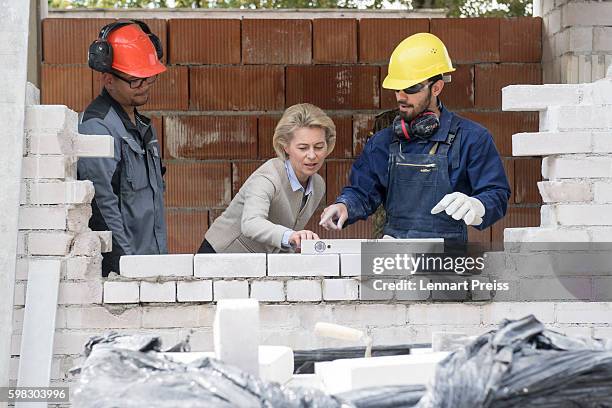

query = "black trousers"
197;239;216;253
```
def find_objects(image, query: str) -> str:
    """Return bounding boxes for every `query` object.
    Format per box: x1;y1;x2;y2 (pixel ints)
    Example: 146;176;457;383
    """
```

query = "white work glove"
430;192;485;226
319;203;348;230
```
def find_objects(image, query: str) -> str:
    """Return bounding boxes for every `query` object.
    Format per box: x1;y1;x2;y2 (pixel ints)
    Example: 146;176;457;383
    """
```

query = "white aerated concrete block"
322;279;359;301
95;231;112;253
214;299;260;376
538;181;593;203
594;182;612;203
67;206;92;233
23;180;94;205
259;346;294;384
103;281;139;304
65;305;142;329
482;302;555;325
75;134;115;158
66;256;102;280
250;281;285;302
71;231;101;256
315;352;449;394
25;82;40;106
22;156;73;179
177;280;213;302
140;281;176;303
267;254;339;277
15;258;28;280
18;207;67;230
542;105;612;132
504;227;590;243
563;2;612;28
17;259;61;389
194;253;266;278
408;304;481;325
542;155;612;179
27;232;74;256
286;280;322;302
120;254;194;278
13;283;25;306
594;27;612;53
26;130;74;155
588;70;612;104
17;232;27;256
545;204;612;226
214;280;249;300
25;105;78;132
555;302;612;324
512;132;612;156
502;84;582;111
340;254;361;277
58;281;103;305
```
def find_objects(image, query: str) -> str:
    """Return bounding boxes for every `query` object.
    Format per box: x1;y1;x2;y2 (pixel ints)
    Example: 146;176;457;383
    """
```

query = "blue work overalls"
383;116;467;242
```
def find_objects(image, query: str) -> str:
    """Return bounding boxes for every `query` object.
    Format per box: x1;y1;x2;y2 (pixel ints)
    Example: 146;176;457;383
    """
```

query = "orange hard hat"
108;24;166;78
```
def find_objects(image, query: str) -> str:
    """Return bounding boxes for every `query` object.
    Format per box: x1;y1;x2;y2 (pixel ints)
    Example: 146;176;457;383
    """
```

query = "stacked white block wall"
11;96;113;390
503;69;612;242
536;0;612;83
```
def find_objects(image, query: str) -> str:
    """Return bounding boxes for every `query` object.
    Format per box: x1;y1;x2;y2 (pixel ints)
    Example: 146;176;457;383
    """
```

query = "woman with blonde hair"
199;103;336;253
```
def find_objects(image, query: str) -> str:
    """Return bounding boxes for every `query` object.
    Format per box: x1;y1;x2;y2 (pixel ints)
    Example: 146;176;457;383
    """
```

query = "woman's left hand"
289;230;320;251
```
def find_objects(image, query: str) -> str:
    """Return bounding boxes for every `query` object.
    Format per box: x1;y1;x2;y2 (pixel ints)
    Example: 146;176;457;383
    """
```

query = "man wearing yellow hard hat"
78;20;168;276
320;33;511;242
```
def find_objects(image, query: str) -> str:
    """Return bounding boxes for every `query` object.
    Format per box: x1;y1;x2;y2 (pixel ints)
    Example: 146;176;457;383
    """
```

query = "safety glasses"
112;72;158;89
394;81;433;95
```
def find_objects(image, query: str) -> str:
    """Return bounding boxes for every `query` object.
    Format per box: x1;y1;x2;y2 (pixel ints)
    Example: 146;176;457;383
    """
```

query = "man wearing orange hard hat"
320;33;511;243
78;20;168;276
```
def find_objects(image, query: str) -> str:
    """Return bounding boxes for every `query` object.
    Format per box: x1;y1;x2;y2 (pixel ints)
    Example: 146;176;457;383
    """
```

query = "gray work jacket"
78;88;168;275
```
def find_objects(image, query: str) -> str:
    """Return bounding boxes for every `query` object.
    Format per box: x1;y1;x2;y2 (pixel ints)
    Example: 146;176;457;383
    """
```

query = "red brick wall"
41;16;543;252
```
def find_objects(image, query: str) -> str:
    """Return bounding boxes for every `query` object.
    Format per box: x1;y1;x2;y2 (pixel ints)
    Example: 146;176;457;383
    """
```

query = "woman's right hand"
289;230;320;250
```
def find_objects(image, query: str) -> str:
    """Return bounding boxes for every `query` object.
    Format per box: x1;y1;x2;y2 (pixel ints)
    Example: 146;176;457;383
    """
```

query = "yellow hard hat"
382;32;455;91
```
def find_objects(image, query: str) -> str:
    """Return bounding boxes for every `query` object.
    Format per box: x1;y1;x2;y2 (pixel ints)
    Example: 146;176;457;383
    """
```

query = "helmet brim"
114;61;167;79
382;66;456;91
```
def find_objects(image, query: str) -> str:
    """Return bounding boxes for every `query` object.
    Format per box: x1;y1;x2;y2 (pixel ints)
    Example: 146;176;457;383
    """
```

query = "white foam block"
214;299;259;376
17;260;61;388
162;345;293;384
258;345;293;384
314;352;449;394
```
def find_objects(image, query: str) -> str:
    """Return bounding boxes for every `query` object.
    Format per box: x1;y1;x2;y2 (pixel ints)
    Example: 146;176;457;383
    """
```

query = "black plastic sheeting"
71;332;424;408
293;345;430;374
417;314;612;407
71;315;612;408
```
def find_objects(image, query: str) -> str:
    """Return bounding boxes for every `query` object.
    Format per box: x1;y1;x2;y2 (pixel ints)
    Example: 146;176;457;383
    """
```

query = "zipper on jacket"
397;163;437;173
397;163;437;168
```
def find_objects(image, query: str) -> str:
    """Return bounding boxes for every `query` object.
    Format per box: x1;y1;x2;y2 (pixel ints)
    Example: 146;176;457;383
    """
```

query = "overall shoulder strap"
436;114;462;170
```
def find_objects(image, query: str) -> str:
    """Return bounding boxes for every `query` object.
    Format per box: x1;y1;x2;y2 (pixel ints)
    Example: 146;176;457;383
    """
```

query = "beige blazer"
205;158;325;253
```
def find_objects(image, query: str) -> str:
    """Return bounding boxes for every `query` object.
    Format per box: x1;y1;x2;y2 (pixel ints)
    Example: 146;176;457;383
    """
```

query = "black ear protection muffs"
88;19;163;73
393;111;440;141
